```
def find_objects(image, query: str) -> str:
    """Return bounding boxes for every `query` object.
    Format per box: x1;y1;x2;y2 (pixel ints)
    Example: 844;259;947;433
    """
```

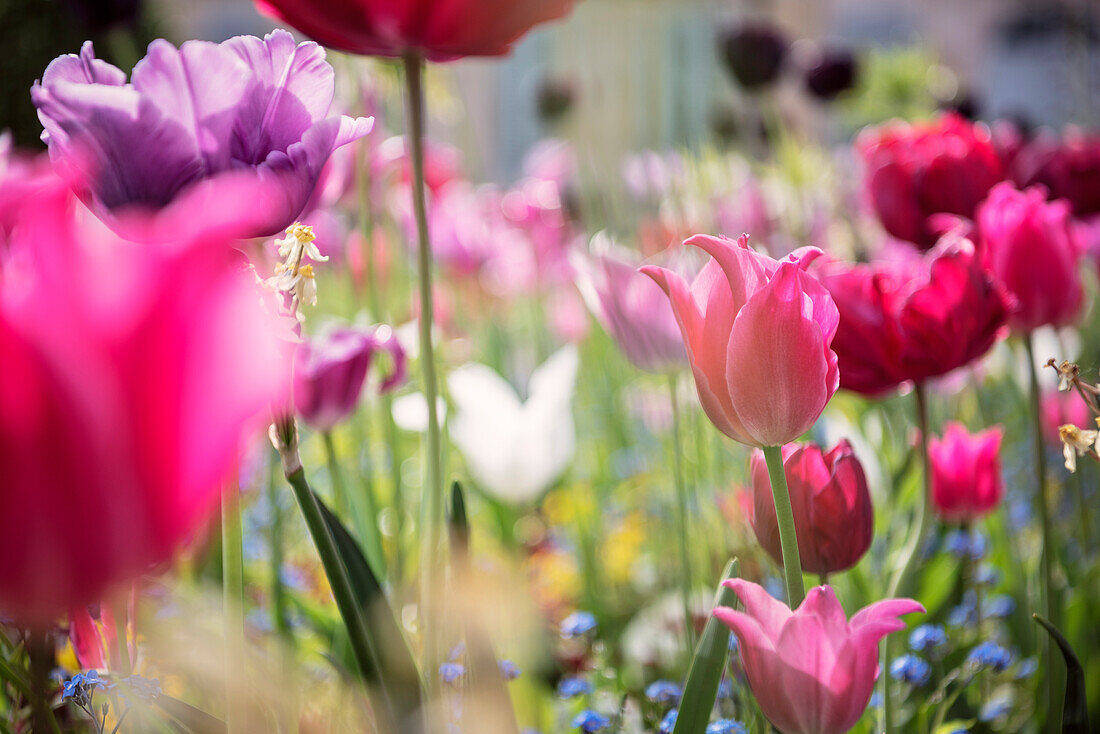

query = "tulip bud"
718;22;788;91
928;423;1004;523
747;440;873;575
800;46;858;102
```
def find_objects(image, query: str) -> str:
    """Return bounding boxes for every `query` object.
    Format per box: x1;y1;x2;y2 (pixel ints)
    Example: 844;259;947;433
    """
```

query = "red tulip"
859;113;1004;249
928;423;1004;523
816;234;1011;396
1013;130;1100;217
0;179;290;622
746;441;873;575
641;234;839;448
977;182;1083;332
255;0;577;61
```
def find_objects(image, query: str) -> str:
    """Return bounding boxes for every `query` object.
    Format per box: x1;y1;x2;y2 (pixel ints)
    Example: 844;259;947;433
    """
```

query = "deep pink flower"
747;441;873;575
294;325;406;432
928;422;1004;523
32;31;371;239
571;241;686;373
859;114;1004;249
977;182;1083;332
715;580;924;734
1013;130;1100;217
1041;389;1093;446
0;180;291;622
641;234;839;447
816;235;1012;396
255;0;577;62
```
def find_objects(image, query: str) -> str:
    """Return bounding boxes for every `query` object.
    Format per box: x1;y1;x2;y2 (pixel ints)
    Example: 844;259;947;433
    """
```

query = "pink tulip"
294;324;406;432
1040;389;1093;446
641;234;839;447
715;580;924;734
0;179;291;622
747;441;873;575
928;422;1004;523
572;241;686;372
977;182;1083;332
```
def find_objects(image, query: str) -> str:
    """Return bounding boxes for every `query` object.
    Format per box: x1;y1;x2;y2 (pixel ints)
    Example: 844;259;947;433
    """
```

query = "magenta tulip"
0;179;290;622
977;182;1083;332
1041;389;1093;447
294;325;406;432
859;113;1004;249
1014;131;1100;217
641;234;839;447
715;580;924;734
572;240;686;373
255;0;577;62
816;234;1011;396
928;423;1004;523
747;441;873;575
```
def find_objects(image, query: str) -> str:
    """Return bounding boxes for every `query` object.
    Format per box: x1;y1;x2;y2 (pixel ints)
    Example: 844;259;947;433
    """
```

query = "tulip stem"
668;374;696;653
761;445;805;608
222;484;246;734
1025;334;1061;734
266;449;291;639
883;381;933;734
403;52;446;688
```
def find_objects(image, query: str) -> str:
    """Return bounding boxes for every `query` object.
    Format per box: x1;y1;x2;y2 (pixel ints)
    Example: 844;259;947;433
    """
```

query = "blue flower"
1015;657;1039;679
967;641;1013;673
908;624;947;654
869;692;883;709
658;709;677;734
645;680;682;705
974;563;1001;586
558;677;593;698
889;654;931;686
727;635;739;653
572;710;610;733
979;695;1013;721
944;528;986;559
439;662;465;684
560;611;597;639
499;660;521;681
447;642;466;661
985;595;1015;618
706;720;748;734
947;594;979;628
716;678;733;699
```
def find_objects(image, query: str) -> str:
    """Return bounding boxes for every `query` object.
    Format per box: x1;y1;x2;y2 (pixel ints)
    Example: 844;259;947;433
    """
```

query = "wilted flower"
32;31;372;239
1059;423;1098;472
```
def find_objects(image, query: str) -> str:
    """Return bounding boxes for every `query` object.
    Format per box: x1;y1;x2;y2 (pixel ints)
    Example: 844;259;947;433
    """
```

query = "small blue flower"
975;563;1001;586
706;720;748;734
447;642;466;661
869;692;883;709
985;595;1015;618
908;624;947;654
558;676;593;698
889;654;931;686
499;660;521;681
944;528;986;559
967;641;1013;673
560;611;598;639
645;680;682;705
658;709;677;734
439;662;465;684
727;635;739;653
947;594;979;628
716;678;733;699
1015;657;1039;679
571;710;610;733
979;695;1013;721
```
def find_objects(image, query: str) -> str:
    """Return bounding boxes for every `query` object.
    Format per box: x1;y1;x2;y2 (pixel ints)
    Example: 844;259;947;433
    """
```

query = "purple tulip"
32;30;372;239
294;325;407;432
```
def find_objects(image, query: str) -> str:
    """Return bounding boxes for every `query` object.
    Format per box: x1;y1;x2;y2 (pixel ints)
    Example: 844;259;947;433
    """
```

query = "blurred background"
3;0;1097;179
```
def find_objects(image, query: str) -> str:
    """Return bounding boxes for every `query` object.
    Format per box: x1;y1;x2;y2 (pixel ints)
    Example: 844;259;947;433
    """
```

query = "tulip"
816;234;1012;396
1014;131;1100;217
294;324;406;432
449;346;578;504
859;113;1004;249
800;47;858;102
0;180;290;622
977;182;1083;333
32;30;372;239
717;22;789;91
571;237;686;373
714;580;924;734
927;423;1004;523
747;441;873;576
254;0;577;61
1040;388;1093;446
641;234;839;448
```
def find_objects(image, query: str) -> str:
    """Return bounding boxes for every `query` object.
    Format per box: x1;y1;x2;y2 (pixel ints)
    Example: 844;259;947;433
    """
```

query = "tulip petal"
722;578;791;639
850;598;925;630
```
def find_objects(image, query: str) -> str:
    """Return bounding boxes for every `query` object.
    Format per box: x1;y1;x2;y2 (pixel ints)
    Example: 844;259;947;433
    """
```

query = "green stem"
321;431;349;516
1025;334;1061;734
667;374;696;653
266;450;291;640
221;484;245;734
761;445;805;608
403;52;445;683
884;381;933;734
323;431;387;579
275;419;402;734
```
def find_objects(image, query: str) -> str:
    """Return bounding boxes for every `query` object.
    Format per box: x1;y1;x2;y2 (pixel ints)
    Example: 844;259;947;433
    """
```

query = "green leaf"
314;490;424;728
449;481;470;554
1034;614;1089;734
672;558;740;734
